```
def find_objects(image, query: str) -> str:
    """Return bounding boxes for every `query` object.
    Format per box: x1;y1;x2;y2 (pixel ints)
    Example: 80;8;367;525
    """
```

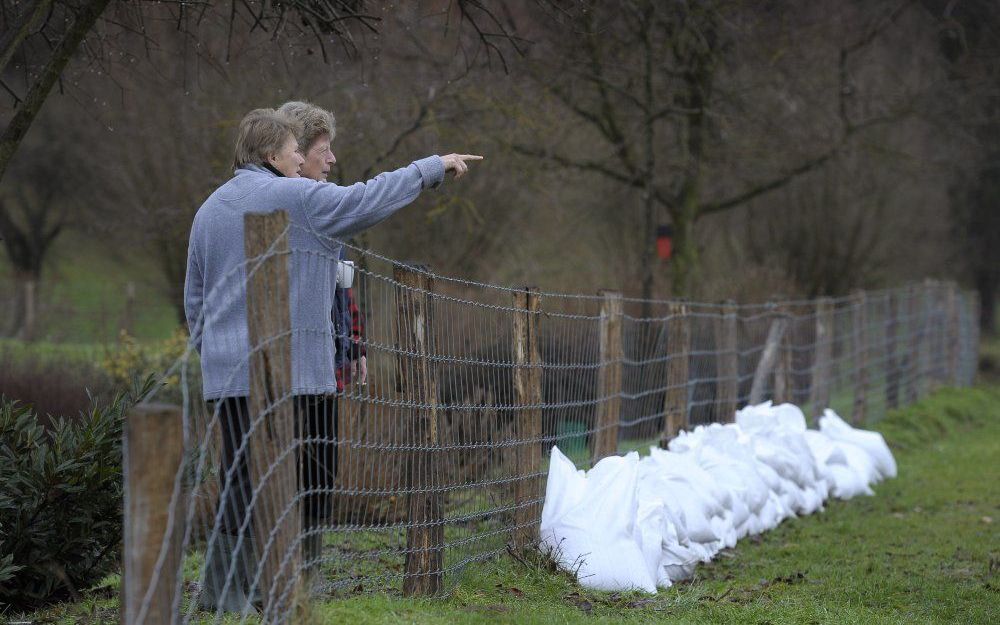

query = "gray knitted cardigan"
184;156;444;400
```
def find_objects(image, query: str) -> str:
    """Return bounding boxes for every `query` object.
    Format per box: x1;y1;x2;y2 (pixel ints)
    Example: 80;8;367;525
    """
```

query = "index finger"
459;154;484;161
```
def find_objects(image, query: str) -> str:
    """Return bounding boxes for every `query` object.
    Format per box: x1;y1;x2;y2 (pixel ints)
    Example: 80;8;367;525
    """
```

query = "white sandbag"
757;490;788;531
540;446;587;531
645;448;731;512
539;450;657;593
820;410;897;480
658;479;723;545
736;401;807;433
697;437;771;514
539;401;897;595
803;430;847;469
636;498;668;588
827;462;875;499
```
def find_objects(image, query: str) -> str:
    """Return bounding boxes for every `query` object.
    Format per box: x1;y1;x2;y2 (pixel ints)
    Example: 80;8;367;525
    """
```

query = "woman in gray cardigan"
185;107;480;611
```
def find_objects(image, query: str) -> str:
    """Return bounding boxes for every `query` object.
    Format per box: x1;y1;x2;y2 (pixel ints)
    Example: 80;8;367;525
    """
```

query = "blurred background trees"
0;0;997;341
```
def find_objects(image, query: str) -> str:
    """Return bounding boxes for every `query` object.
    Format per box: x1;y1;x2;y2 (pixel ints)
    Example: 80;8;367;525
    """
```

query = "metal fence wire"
126;212;980;624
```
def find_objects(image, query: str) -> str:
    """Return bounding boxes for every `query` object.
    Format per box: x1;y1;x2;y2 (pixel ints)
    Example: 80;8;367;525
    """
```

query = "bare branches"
511;143;640;188
701;148;839;216
839;0;915;130
453;0;528;73
0;0;112;183
0;0;53;77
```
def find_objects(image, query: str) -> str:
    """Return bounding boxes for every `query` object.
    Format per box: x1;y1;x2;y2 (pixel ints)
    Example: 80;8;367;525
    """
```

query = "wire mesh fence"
126;211;980;624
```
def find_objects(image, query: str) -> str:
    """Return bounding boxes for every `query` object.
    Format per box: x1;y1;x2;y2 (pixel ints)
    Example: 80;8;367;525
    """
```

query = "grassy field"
317;387;999;625
10;385;998;624
0;232;179;344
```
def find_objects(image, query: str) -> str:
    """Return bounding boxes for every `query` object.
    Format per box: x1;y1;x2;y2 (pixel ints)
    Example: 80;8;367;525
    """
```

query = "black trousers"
213;395;338;536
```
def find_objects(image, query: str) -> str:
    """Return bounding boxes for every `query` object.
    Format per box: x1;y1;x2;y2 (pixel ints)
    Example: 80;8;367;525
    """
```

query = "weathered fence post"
512;287;543;549
244;211;301;619
123;280;137;336
923;278;942;389
749;302;788;406
715;300;738;423
851;290;869;425
773;302;793;404
661;301;690;446
886;290;901;410
906;284;922;403
591;290;623;463
808;297;834;420
393;263;443;596
946;282;960;386
122;403;185;625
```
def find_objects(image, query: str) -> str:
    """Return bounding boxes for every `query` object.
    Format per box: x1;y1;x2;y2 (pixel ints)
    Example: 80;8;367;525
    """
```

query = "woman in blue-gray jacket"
185;107;480;611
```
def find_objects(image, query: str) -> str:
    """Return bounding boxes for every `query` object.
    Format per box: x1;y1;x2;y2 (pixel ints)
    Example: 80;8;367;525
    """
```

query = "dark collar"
262;162;284;177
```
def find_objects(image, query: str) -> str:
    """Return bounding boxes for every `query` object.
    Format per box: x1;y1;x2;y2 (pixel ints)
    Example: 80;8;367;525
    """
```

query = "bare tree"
923;0;1000;333
0;109;85;337
510;0;914;305
0;0;521;188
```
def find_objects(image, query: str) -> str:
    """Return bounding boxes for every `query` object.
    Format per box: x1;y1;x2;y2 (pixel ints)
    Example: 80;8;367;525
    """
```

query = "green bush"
0;377;156;610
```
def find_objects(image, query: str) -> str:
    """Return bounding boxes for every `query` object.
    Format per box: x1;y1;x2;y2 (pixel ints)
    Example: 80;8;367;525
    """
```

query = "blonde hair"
232;108;303;170
277;101;336;152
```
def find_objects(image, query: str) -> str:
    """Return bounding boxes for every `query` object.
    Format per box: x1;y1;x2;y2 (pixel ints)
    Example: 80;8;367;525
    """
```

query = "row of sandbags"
538;402;897;593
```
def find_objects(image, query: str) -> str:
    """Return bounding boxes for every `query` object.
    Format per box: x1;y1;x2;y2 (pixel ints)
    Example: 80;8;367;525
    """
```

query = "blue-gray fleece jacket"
184;157;444;400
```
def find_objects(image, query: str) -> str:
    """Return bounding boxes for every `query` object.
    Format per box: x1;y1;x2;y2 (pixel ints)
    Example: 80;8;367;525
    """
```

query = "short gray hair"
232;108;303;170
277;101;336;152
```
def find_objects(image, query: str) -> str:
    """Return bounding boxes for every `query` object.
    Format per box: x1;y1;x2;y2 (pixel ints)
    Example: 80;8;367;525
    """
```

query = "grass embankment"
9;387;999;624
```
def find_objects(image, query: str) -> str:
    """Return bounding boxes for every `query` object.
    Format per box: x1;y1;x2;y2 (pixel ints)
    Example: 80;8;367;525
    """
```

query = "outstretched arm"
299;153;484;240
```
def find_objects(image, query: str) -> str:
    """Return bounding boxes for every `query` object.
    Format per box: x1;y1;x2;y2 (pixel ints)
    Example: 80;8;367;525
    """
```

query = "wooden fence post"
661;301;690;446
946;282;960;386
715;300;738;423
886;290;901;410
123;281;136;336
851;290;869;425
591;290;623;464
773;303;793;404
122;403;185;625
749;302;788;406
243;211;301;620
808;297;834;420
512;287;543;549
393;264;443;596
920;278;943;392
906;283;923;403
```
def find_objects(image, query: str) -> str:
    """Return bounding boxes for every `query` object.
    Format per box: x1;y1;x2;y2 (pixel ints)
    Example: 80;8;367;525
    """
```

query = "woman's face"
300;133;336;182
269;133;304;177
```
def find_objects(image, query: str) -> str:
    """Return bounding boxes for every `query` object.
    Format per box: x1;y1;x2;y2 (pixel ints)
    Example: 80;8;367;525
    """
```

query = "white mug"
337;260;355;289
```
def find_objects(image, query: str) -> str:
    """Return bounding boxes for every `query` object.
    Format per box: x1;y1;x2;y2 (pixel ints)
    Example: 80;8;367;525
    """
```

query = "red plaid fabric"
335;287;366;392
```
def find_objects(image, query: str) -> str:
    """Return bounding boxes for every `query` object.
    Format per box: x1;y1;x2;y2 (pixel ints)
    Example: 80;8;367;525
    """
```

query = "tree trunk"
669;208;698;296
0;0;111;185
11;271;40;341
669;8;714;297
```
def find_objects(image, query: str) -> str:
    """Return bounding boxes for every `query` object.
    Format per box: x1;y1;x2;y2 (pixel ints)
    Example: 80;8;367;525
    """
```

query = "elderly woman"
274;99;367;579
185;107;480;611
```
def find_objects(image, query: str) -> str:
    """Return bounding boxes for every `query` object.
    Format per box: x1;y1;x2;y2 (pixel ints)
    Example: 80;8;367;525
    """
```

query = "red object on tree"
657;225;674;260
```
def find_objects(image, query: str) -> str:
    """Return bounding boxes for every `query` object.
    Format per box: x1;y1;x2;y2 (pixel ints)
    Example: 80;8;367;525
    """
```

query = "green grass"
8;386;999;624
0;337;108;365
316;386;1000;624
1;232;179;343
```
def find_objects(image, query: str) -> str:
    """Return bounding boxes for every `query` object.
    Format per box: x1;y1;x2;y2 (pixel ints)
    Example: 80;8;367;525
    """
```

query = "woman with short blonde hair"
186;106;482;612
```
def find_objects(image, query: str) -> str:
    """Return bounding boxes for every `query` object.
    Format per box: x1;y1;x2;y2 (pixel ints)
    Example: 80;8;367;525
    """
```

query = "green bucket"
555;419;588;459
